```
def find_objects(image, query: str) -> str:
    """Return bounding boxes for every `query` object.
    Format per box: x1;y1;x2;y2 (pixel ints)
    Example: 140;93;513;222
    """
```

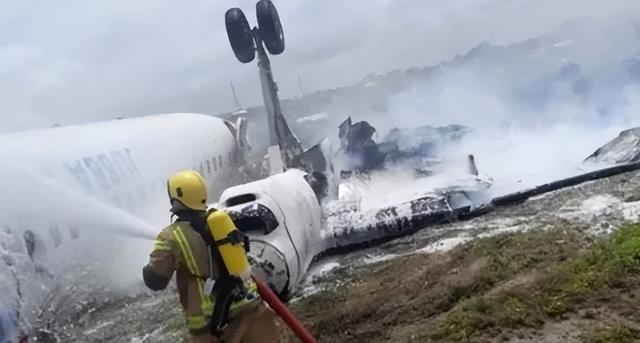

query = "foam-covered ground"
284;170;640;343
51;168;640;342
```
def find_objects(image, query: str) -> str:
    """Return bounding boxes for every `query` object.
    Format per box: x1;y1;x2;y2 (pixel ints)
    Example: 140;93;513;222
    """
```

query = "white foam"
623;201;640;222
416;236;472;254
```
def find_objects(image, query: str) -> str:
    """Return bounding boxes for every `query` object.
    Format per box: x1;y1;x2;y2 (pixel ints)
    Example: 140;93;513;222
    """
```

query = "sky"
1;0;639;132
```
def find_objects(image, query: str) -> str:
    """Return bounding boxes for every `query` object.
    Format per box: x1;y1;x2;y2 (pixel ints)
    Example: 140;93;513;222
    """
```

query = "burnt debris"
586;127;640;165
338;117;470;173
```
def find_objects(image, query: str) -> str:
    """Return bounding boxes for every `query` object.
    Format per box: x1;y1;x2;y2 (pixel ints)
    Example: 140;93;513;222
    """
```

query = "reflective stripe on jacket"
146;221;258;331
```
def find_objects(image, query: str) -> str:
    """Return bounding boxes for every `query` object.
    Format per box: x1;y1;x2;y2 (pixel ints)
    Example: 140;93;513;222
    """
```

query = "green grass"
586;323;635;343
452;225;586;290
541;224;640;312
430;224;640;342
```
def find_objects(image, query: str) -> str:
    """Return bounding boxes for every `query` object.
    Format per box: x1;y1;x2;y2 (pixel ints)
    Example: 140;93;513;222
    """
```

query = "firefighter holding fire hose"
142;170;280;343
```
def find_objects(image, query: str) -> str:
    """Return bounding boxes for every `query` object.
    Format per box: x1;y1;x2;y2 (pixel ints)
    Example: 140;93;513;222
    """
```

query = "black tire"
225;8;256;63
256;0;285;55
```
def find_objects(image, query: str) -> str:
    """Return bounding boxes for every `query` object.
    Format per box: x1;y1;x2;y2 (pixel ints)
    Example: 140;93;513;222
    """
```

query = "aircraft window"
213;158;218;172
218;155;223;169
198;163;204;176
207;160;212;174
225;193;256;207
232;204;279;235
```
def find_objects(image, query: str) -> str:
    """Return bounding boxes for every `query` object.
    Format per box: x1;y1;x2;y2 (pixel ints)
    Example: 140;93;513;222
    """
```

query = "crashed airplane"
16;2;639;340
0;5;493;336
2;4;640;343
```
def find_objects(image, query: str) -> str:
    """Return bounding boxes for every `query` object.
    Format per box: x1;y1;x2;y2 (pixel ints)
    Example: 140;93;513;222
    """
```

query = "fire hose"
252;275;318;343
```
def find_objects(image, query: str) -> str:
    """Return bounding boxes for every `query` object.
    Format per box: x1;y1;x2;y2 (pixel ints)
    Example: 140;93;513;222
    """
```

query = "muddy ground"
283;170;640;343
54;170;640;342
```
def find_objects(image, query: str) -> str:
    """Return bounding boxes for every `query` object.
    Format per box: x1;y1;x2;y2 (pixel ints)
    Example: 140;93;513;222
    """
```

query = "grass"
586;323;635;343
429;224;640;342
452;225;586;292
283;223;640;343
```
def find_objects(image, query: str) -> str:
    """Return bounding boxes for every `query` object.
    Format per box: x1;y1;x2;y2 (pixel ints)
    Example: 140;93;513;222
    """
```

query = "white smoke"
2;0;639;132
376;17;640;197
0;163;157;330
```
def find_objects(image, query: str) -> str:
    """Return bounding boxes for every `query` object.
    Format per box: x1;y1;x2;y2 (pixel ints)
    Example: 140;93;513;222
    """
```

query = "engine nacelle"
217;169;322;297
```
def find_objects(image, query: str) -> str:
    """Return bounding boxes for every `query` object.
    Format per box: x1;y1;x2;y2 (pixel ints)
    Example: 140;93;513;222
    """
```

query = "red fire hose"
252;275;318;343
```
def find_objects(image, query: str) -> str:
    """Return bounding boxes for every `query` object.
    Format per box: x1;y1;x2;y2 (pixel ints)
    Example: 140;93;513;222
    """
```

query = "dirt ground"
283;230;640;343
279;171;640;343
54;170;640;342
285;253;479;342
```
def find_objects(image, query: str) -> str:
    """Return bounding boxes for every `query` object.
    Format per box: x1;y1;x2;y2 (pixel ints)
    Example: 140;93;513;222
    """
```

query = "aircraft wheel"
225;8;256;63
256;0;285;55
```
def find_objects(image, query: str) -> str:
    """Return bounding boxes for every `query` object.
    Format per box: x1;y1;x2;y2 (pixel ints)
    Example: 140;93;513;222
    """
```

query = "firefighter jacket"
142;219;258;333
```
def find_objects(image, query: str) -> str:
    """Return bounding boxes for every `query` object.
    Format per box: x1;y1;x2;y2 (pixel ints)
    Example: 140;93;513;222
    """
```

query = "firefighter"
142;170;280;343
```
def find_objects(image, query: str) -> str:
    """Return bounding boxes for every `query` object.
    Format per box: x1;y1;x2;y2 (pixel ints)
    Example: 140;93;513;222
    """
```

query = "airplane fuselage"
0;113;243;225
0;113;259;323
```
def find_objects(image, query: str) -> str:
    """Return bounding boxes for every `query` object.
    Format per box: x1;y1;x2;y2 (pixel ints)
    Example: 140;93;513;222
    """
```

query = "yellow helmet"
167;170;208;211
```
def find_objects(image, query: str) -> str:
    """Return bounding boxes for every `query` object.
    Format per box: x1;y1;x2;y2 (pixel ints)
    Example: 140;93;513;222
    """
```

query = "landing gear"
224;0;286;64
225;8;256;64
256;0;285;55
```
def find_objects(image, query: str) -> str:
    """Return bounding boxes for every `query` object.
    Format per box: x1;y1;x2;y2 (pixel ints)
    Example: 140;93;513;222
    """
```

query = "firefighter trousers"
189;301;281;343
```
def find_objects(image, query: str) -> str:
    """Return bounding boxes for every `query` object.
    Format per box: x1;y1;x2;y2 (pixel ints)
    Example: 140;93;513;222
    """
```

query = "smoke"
0;163;158;324
379;16;640;196
2;0;639;132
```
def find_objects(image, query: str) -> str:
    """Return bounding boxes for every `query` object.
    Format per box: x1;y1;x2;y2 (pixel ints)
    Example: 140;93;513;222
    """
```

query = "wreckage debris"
339;117;385;171
338;117;470;173
320;160;640;257
492;160;640;206
586;127;640;164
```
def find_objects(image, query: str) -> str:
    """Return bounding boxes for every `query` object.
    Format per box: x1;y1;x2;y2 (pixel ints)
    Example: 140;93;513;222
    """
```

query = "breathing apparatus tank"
206;209;251;280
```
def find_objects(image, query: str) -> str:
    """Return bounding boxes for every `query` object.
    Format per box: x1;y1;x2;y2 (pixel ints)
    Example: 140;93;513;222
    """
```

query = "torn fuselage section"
217;169;323;298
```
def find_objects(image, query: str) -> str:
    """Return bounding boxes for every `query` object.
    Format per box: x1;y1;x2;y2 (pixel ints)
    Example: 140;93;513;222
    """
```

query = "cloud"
1;0;639;132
